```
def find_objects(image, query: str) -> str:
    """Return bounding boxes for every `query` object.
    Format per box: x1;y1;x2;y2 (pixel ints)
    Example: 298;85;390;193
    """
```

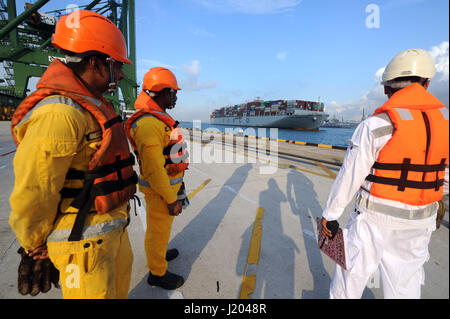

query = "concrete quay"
0;121;448;299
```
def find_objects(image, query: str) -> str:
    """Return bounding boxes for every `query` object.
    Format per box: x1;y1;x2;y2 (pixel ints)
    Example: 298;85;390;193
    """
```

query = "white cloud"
139;59;177;70
137;59;216;91
428;41;449;107
383;0;425;10
137;59;178;86
429;41;449;79
192;0;302;15
374;67;385;83
180;60;217;91
276;51;288;61
182;60;201;77
326;41;449;121
189;27;216;38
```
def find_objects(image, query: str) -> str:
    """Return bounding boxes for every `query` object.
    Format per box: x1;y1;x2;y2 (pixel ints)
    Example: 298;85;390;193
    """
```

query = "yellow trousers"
144;191;174;276
47;227;133;299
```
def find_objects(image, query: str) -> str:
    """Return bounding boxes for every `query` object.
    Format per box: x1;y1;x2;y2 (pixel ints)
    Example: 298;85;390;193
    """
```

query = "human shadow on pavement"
129;163;252;298
286;170;331;298
286;170;375;299
237;178;299;298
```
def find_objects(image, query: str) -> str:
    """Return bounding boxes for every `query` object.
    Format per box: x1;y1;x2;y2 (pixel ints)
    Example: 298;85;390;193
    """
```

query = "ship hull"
210;111;329;130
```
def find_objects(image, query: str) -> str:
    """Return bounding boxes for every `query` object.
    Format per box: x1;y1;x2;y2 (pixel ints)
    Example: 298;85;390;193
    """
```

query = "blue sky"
11;0;450;121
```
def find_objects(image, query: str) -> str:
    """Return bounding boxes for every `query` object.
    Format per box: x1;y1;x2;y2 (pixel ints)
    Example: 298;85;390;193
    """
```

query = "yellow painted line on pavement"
318;144;332;149
240;207;264;299
240;274;256;299
188;178;212;200
314;160;337;179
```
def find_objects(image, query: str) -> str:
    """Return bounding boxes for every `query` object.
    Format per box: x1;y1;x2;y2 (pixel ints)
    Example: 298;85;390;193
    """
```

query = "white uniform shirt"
322;114;449;230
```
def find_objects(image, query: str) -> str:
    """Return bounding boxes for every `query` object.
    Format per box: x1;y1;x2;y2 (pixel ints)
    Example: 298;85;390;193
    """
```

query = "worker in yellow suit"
9;10;137;298
126;67;189;290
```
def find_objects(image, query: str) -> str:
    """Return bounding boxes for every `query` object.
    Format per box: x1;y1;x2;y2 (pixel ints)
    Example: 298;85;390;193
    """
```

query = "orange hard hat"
143;67;181;91
52;10;131;64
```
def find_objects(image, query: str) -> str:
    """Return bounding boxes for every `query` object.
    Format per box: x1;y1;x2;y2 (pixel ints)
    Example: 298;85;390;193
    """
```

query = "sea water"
180;121;355;147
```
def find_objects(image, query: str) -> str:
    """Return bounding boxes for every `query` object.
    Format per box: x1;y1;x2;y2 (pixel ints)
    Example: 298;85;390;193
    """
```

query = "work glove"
326;220;340;240
436;200;445;229
17;247;60;296
167;200;182;216
320;218;339;240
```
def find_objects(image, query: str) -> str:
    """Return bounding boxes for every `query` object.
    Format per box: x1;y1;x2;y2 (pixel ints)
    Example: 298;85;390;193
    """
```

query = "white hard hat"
382;48;436;85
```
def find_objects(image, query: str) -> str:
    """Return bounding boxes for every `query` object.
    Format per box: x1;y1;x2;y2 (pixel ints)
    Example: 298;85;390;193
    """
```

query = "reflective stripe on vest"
72;93;102;107
15;95;104;143
131;113;155;129
15;95;84;129
355;191;438;220
371;113;394;139
440;107;449;120
138;176;183;187
131;112;179;131
46;218;129;242
151;110;171;118
396;108;413;121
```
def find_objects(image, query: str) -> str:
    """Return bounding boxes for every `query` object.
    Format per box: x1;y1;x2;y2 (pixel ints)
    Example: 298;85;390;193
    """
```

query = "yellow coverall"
129;115;183;276
9;96;133;299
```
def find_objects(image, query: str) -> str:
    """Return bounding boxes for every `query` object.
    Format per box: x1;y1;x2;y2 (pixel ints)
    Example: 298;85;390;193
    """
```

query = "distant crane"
0;0;138;120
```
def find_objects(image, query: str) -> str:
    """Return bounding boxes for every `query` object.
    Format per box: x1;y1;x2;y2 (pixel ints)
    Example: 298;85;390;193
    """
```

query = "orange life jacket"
125;91;189;177
366;83;449;206
11;59;137;241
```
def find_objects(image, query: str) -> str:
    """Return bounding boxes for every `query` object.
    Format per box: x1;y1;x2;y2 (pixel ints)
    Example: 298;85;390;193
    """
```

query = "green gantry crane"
0;0;138;120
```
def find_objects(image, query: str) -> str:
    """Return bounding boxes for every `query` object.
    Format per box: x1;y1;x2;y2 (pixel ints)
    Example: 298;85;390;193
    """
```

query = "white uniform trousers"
330;210;435;299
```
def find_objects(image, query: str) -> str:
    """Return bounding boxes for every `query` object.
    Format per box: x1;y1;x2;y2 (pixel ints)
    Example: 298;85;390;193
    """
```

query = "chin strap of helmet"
167;89;176;109
145;90;157;98
106;57;118;93
144;89;177;109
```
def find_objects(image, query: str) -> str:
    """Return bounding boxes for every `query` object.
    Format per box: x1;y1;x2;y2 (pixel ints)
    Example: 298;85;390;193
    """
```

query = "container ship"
210;99;329;130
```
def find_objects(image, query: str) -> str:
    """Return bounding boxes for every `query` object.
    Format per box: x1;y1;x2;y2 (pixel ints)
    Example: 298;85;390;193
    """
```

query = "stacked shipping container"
210;99;325;118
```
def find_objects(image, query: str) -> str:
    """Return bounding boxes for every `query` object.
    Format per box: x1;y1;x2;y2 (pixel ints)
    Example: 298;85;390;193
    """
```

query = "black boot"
166;249;179;261
147;271;184;290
